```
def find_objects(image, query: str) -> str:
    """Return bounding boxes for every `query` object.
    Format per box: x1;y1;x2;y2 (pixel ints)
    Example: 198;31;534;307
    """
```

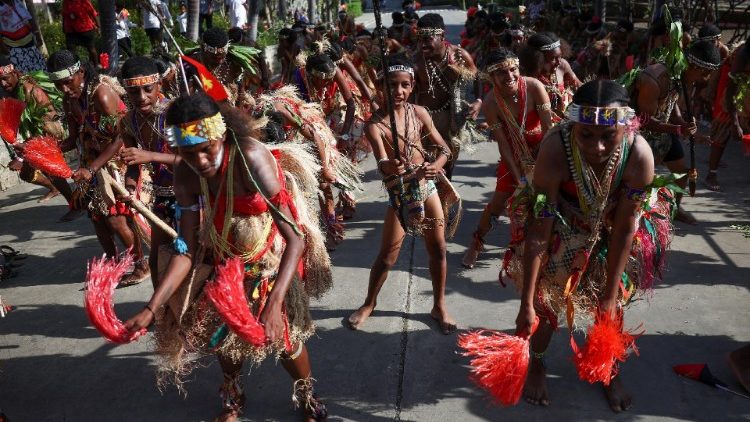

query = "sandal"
118;259;150;288
1;245;27;260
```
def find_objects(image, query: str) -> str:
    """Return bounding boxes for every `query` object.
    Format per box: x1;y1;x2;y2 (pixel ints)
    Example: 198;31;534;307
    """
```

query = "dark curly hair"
572;79;630;107
121;56;159;79
202;27;229;48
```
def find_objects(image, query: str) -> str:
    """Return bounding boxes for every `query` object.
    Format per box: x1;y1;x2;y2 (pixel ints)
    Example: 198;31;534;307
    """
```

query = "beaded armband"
624;184;647;202
532;193;558;219
536;103;552;112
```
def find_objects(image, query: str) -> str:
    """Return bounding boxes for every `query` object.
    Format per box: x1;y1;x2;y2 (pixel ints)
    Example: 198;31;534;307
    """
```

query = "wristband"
144;304;155;316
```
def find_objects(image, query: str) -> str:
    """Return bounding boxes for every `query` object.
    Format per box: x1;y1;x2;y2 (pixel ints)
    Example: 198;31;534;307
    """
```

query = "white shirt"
0;0;32;34
176;12;187;33
116;12;136;39
141;0;171;30
227;0;247;29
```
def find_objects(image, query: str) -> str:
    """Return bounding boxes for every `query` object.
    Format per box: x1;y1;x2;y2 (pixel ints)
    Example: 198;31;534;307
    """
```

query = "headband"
168;112;227;147
566;104;635;126
538;40;561;51
416;27;445;37
486;57;519;73
122;73;160;88
48;61;81;81
0;63;14;75
203;43;229;54
309;67;336;80
686;53;721;71
377;64;415;79
698;34;721;41
509;29;524;37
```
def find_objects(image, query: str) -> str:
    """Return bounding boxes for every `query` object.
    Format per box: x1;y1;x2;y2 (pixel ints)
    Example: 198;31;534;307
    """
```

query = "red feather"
180;55;229;102
204;258;266;347
0;98;26;144
458;318;539;406
572;311;639;385
84;253;147;344
21;136;73;178
99;53;110;70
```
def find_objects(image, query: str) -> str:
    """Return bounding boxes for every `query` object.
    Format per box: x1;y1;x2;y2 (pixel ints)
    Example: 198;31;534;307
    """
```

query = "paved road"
1;8;749;422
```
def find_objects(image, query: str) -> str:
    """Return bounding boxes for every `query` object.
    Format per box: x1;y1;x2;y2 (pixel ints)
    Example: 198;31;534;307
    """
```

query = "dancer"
347;55;458;334
124;92;331;421
48;50;149;284
520;32;581;120
186;27;258;108
627;40;721;223
255;85;363;250
414;13;480;179
506;80;673;412
119;56;178;283
0;55;79;214
462;49;553;269
705;38;749;191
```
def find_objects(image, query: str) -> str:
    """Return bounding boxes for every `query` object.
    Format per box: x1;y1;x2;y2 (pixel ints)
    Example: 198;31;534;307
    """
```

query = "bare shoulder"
623;133;655;185
537;126;566;166
525;77;547;95
174;161;200;198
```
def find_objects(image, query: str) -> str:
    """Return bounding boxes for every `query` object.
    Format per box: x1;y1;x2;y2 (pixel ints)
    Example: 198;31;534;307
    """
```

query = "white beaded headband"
686;53;721;70
377;64;415;79
48;61;81;81
538;40;561;51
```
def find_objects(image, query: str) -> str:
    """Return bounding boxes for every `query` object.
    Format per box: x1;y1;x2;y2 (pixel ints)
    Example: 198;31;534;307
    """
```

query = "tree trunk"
187;0;200;42
248;0;261;42
98;0;118;73
278;0;287;21
307;0;314;22
264;0;274;27
23;0;48;56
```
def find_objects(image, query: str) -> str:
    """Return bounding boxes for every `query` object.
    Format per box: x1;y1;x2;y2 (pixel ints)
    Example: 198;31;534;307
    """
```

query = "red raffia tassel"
22;136;73;178
458;318;539;406
84;253;147;344
204;258;266;347
0;98;25;144
99;53;110;70
572;310;640;385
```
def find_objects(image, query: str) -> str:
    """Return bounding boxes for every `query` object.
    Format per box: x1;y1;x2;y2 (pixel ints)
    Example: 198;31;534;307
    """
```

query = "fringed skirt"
502;186;674;329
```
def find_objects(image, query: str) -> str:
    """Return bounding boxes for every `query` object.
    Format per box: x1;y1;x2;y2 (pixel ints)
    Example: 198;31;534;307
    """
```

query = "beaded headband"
698;34;721;41
417;27;445;37
122;73;160;88
377;64;415;79
168;112;227;147
0;63;14;75
566;104;635;126
203;43;229;54
48;61;81;81
486;57;519;74
538;40;561;51
509;29;524;37
686;53;721;71
309;67;336;80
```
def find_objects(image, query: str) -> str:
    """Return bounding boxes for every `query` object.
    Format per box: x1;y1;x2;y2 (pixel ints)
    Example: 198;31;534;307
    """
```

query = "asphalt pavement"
0;8;749;422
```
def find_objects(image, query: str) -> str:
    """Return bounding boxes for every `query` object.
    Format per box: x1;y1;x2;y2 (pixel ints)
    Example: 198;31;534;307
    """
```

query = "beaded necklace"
425;48;450;98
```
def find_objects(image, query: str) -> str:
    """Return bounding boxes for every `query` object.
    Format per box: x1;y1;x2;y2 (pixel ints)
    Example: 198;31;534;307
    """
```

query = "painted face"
202;47;227;68
125;81;161;114
490;62;521;95
178;137;225;178
543;48;562;73
386;70;414;109
0;71;19;93
54;69;85;99
572;110;625;164
418;33;443;57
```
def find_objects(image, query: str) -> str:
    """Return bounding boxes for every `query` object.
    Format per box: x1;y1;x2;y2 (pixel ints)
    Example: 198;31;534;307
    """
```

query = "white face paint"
213;143;225;170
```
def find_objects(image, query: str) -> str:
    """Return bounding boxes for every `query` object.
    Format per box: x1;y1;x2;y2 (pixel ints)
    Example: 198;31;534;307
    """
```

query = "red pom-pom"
84;253;147;344
21;136;72;178
0;98;26;144
458;318;539;406
572;311;640;385
99;53;110;70
204;258;266;347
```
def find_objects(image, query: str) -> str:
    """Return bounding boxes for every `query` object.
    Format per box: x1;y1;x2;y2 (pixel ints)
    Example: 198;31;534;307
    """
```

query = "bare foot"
348;304;375;330
523;358;549;406
38;189;60;203
729;344;750;393
704;173;721;192
604;375;632;413
674;206;697;225
430;307;457;335
461;231;484;269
